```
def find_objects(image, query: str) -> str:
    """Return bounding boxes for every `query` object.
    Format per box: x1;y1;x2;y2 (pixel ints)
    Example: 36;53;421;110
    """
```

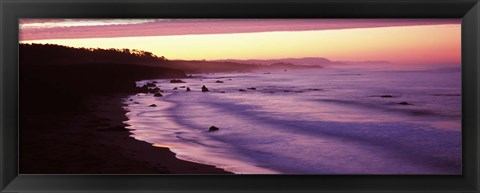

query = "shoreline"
20;93;231;174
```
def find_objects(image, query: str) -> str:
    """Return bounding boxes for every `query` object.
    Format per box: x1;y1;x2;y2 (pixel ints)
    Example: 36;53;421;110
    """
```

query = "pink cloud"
19;19;460;41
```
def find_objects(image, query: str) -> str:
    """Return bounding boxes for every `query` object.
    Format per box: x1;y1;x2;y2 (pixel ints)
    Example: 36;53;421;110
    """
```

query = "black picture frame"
1;0;479;192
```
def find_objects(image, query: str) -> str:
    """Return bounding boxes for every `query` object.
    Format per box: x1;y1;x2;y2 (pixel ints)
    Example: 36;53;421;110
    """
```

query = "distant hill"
215;57;341;66
163;60;259;73
20;43;260;73
214;57;392;68
164;60;325;73
339;61;393;65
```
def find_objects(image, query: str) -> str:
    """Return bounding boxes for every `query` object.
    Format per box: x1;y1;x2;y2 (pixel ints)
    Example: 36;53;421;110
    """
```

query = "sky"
19;19;461;66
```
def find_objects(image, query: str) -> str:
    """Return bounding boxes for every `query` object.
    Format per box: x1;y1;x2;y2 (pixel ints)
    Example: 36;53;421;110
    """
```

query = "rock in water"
149;104;157;107
208;126;219;132
148;87;160;93
248;87;256;90
202;85;209;92
154;93;163;97
215;80;224;83
239;89;246;92
381;95;393;98
170;79;186;83
173;87;178;90
136;85;149;93
146;82;156;87
398;101;411;105
186;87;191;92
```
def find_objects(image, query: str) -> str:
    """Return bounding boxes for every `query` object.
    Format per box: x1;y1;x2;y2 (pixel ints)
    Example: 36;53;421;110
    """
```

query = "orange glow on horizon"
20;24;460;65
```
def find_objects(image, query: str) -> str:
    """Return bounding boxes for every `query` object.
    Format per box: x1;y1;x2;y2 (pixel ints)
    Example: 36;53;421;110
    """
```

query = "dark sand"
19;93;231;174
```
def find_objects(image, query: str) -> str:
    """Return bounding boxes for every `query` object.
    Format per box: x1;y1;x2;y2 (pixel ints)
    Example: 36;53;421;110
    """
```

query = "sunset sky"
19;19;461;66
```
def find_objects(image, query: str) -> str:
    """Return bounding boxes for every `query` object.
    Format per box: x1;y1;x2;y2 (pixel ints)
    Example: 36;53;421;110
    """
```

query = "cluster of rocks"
137;79;323;111
135;81;215;109
135;84;161;94
146;82;156;87
135;81;164;98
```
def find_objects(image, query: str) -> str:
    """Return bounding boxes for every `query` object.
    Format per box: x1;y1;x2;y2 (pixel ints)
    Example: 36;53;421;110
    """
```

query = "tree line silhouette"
20;43;168;66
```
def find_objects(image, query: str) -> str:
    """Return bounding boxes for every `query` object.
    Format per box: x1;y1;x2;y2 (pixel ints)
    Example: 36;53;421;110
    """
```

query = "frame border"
1;0;479;192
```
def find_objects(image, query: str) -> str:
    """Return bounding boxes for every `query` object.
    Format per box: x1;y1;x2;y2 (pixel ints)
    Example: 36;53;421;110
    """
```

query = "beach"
18;65;462;174
19;44;231;173
19;93;230;174
18;43;461;175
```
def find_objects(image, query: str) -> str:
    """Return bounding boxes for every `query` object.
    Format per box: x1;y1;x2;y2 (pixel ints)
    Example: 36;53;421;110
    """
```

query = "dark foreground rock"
136;85;149;93
186;87;191;92
398;101;412;105
148;87;160;93
146;82;156;87
170;79;186;83
149;104;157;107
202;85;209;92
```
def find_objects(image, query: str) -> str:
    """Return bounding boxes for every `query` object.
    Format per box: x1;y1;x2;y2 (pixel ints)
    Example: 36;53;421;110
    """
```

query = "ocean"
123;66;461;174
